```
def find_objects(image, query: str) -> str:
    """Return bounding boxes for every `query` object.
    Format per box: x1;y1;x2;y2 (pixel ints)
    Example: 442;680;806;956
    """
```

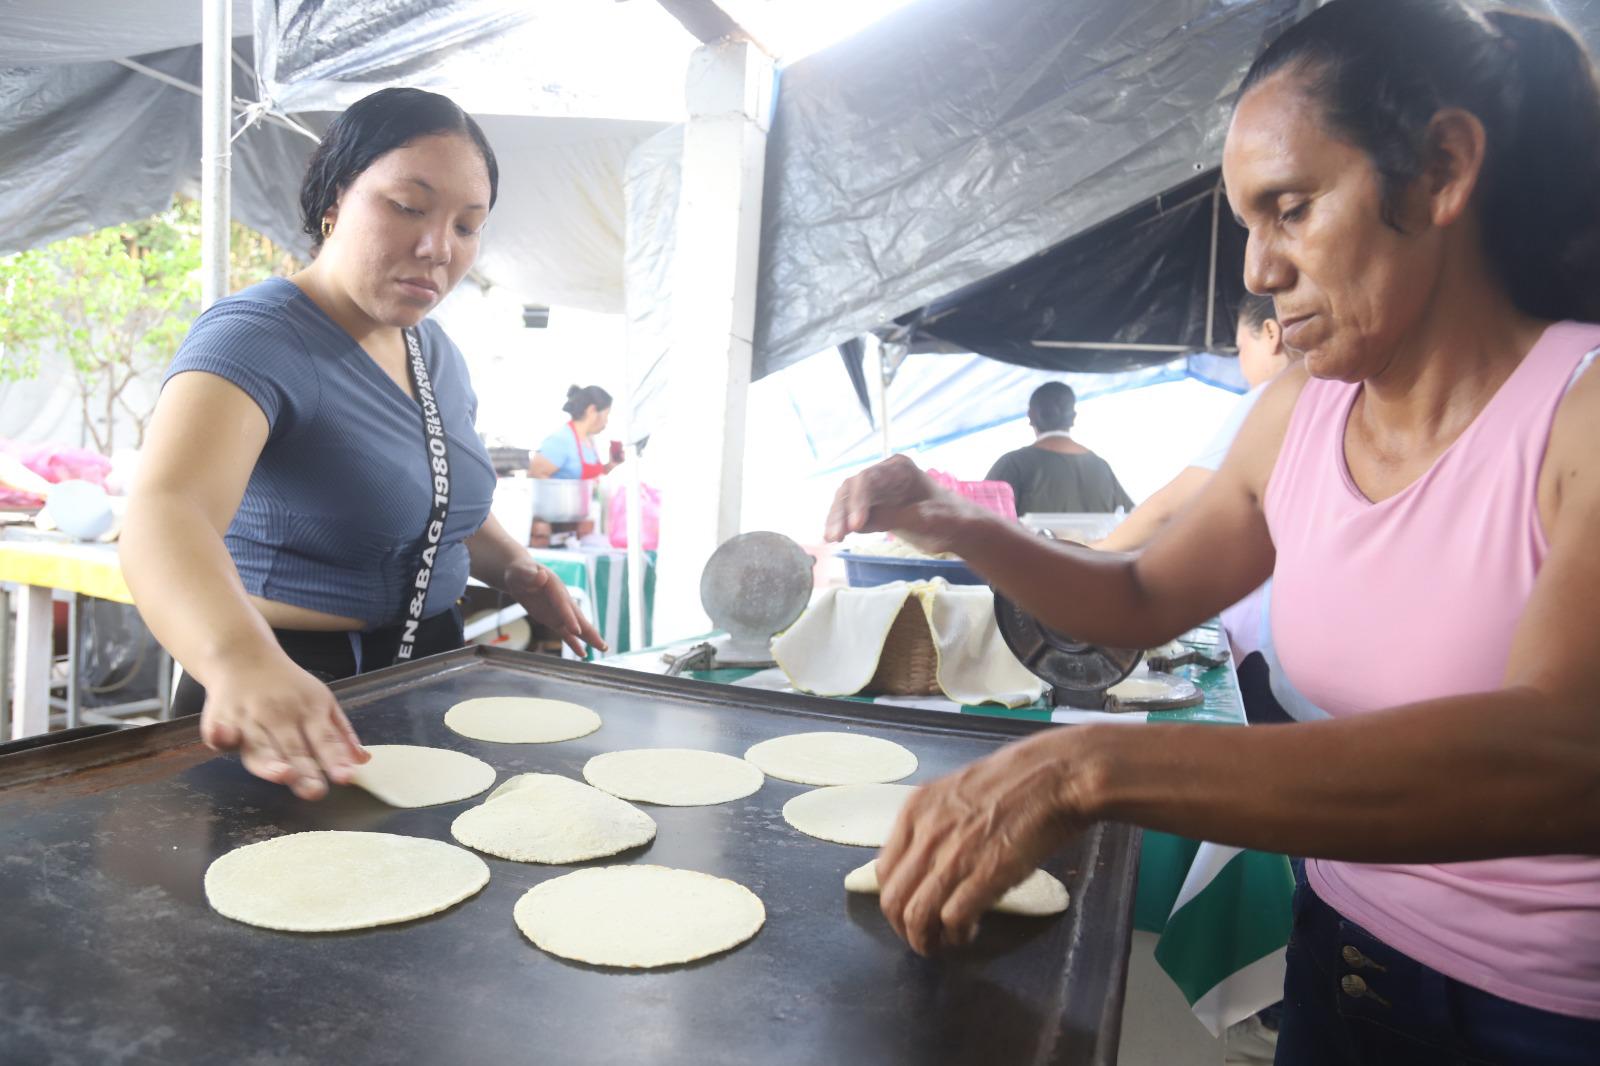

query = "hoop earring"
321;218;334;239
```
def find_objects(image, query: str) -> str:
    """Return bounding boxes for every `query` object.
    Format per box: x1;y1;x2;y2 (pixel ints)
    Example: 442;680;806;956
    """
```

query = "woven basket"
866;599;941;696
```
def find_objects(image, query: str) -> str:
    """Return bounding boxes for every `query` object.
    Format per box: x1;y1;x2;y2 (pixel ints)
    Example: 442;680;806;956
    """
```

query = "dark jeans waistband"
170;608;463;718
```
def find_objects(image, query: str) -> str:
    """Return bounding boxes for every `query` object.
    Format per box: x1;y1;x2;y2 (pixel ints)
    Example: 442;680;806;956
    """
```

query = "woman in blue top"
528;384;621;480
121;88;603;801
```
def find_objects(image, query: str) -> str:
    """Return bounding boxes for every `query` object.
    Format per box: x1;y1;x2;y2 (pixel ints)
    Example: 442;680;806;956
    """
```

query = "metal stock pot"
529;477;594;522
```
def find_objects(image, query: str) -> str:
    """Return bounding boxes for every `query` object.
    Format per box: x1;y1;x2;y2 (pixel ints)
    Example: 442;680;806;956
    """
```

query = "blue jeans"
1274;865;1600;1065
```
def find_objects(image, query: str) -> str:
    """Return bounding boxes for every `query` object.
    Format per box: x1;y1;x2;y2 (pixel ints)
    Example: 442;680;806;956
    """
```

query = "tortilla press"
663;531;814;674
993;589;1205;712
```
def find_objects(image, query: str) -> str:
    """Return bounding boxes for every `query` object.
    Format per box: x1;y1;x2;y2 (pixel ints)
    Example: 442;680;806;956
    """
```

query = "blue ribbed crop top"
162;277;495;626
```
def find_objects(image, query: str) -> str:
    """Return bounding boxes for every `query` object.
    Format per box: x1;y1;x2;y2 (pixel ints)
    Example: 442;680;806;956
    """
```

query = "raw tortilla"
743;731;917;786
450;773;656;863
582;748;764;806
514;865;765;968
844;859;1070;916
204;831;489;932
781;783;918;847
443;696;601;744
1105;677;1176;701
347;745;496;808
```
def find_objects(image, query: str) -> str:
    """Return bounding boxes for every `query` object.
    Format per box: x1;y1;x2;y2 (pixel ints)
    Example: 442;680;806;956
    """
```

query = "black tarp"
910;169;1249;373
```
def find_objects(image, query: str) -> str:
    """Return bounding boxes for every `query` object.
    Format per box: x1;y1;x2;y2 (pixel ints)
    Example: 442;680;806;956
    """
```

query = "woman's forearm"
119;492;288;686
1079;687;1600;862
939;505;1210;647
466;514;533;590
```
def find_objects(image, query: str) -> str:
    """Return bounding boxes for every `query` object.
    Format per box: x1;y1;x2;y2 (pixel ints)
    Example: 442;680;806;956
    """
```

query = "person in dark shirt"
985;382;1133;515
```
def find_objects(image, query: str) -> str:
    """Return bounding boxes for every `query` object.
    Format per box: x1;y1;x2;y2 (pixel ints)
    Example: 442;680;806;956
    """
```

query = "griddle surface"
0;647;1136;1066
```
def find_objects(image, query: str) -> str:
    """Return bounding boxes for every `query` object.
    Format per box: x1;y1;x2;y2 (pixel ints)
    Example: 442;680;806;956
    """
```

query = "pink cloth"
0;440;113;508
927;469;1018;522
1263;321;1600;1018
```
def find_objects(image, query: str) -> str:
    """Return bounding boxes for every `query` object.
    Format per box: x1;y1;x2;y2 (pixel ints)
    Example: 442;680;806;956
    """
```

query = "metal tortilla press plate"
993;589;1143;703
699;531;815;667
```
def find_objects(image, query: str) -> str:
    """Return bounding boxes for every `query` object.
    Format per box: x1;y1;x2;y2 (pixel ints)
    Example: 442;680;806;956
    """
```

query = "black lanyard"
396;327;449;662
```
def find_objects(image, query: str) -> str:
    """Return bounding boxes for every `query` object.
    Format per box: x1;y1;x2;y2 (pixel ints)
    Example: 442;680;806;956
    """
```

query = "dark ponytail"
1240;0;1600;322
562;385;613;420
1478;9;1600;322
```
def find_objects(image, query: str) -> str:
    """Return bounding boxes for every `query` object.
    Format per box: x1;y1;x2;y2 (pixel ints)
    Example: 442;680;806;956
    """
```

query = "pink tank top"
1264;320;1600;1019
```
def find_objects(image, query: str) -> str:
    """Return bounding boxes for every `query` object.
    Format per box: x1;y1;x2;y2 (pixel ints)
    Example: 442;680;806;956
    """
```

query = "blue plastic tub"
839;553;984;587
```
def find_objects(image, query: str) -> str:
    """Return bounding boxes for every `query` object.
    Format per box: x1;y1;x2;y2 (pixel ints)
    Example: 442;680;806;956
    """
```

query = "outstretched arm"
121;372;365;800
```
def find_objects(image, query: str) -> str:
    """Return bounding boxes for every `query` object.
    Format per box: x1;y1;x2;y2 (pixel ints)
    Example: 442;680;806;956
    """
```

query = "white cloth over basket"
771;579;1042;708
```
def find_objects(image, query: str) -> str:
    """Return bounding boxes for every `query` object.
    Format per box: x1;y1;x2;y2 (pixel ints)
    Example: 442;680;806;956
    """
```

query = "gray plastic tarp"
1;0;694;312
752;0;1600;380
0;0;252;66
752;0;1311;378
253;0;694;121
0;42;320;261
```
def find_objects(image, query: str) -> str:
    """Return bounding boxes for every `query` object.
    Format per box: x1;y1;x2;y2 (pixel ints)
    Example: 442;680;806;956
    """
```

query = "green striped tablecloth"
528;548;656;658
606;624;1292;1037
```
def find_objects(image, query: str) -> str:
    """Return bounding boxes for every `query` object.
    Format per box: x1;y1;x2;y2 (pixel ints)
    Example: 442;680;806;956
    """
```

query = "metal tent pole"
200;0;232;310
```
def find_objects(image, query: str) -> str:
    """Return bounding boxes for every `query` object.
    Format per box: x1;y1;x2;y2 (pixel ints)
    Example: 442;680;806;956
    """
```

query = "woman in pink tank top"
823;1;1600;1061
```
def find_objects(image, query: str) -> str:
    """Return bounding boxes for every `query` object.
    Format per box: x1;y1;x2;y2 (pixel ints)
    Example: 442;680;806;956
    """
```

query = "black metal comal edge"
2;644;1059;793
337;644;1066;743
1060;821;1140;1064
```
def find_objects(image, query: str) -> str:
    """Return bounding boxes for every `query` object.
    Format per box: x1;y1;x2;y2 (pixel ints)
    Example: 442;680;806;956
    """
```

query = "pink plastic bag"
608;484;661;550
0;440;114;509
926;469;1018;521
23;445;112;487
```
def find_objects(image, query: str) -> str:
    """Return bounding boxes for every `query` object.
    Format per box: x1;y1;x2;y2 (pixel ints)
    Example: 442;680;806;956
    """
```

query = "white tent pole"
648;39;775;641
200;0;232;310
618;343;647;654
872;336;892;459
1204;181;1221;351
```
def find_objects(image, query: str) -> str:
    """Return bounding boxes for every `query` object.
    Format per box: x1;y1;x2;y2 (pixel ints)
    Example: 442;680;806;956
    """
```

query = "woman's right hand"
823;454;971;554
198;656;367;800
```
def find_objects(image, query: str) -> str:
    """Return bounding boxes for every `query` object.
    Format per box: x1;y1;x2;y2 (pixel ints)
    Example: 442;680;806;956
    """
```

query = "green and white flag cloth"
1142;836;1295;1037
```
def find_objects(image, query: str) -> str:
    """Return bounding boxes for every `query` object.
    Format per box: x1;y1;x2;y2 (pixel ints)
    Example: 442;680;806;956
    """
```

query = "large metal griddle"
0;645;1138;1066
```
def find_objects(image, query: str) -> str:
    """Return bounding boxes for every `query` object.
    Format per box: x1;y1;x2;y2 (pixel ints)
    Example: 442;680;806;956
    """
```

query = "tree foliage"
0;200;297;452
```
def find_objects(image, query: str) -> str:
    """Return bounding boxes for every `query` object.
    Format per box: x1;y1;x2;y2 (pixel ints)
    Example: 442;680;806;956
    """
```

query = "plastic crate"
927;469;1017;521
840;553;984;587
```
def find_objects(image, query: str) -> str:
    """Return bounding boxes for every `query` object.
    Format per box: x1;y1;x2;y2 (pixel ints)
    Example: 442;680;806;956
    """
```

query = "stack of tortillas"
450;773;656;863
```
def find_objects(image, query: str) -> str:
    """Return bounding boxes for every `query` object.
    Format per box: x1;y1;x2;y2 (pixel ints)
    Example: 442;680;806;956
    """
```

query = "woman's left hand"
875;727;1100;955
504;562;607;658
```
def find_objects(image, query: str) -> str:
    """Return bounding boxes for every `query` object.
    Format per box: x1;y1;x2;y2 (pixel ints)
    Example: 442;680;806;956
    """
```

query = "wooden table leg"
12;584;52;740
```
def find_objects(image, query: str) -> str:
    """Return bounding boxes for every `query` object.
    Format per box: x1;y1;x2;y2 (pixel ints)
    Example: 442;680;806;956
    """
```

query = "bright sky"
719;0;924;63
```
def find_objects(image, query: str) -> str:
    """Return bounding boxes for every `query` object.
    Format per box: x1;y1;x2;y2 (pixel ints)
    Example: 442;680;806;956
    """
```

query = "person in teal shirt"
530;384;620;480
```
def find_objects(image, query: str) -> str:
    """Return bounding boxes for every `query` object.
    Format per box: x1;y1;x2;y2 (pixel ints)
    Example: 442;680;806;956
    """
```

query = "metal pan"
0;645;1137;1066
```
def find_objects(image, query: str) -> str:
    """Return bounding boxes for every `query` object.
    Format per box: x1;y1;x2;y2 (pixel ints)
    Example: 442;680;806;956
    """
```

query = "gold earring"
321;218;334;239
